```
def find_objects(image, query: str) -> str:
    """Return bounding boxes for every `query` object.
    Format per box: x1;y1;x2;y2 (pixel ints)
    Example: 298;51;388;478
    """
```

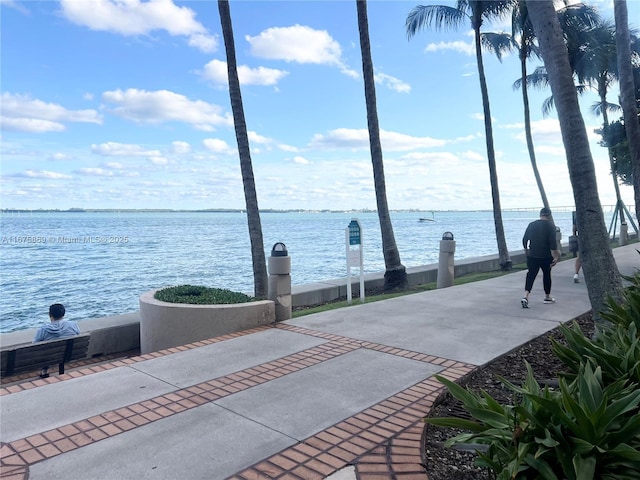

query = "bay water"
0;209;614;333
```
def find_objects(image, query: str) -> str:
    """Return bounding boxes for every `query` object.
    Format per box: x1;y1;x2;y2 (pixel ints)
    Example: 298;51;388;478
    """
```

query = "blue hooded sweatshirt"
33;320;80;343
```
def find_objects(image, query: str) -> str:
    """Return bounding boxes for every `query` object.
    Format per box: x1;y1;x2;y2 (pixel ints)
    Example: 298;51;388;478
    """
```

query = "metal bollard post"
620;222;628;246
437;232;455;289
568;235;578;258
555;227;562;255
268;242;291;321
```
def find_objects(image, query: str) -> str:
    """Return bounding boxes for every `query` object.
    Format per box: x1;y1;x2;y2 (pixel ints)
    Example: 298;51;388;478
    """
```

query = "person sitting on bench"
33;303;80;378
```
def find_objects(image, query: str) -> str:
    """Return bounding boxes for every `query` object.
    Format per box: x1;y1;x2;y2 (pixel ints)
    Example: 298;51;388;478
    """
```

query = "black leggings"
525;256;553;295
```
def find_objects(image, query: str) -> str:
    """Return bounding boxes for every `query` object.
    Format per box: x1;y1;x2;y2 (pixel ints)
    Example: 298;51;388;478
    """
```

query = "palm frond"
542;96;555;117
481;32;514;61
557;3;600;31
406;5;468;39
591;101;622;117
525;67;549;89
479;0;517;20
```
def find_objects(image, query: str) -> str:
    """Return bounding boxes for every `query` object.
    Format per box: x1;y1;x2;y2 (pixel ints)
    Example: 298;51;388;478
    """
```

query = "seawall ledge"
0;241;607;357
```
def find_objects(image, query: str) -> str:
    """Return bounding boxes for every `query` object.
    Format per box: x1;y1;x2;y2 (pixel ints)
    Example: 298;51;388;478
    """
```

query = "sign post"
345;219;364;304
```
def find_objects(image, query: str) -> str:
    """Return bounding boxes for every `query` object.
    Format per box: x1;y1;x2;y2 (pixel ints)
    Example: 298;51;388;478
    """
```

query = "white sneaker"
544;297;556;304
573;274;580;283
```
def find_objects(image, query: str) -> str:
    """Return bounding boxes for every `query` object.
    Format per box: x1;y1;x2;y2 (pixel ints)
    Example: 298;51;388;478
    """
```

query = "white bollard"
268;242;291;321
620;222;628;246
437;232;456;289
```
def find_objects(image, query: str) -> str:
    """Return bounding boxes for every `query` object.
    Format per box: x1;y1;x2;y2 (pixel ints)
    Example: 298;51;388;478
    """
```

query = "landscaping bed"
423;311;595;480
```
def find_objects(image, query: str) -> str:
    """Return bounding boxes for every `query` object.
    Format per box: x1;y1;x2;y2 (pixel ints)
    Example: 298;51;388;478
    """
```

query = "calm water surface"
0;210;615;333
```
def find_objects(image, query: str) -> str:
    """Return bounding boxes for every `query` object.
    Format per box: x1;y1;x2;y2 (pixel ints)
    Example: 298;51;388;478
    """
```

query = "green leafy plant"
426;264;640;479
154;285;254;305
427;363;640;479
552;267;640;388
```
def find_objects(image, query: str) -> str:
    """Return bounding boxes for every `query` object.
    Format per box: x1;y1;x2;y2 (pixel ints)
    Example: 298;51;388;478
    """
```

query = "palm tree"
356;0;407;290
510;4;553;216
406;0;513;271
613;0;640;222
572;20;629;235
525;0;623;326
483;12;554;218
217;0;268;298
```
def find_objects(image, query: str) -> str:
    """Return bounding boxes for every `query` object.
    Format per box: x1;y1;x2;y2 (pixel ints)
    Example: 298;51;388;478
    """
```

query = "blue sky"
1;0;638;211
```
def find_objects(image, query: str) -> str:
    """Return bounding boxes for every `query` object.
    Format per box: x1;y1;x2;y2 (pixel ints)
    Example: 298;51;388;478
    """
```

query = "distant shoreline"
0;206;595;214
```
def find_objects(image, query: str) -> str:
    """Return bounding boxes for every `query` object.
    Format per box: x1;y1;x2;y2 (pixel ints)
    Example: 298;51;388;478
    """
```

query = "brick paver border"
0;324;475;480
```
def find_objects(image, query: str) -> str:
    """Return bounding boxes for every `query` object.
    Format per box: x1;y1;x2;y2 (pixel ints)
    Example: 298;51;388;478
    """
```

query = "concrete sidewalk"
1;244;638;480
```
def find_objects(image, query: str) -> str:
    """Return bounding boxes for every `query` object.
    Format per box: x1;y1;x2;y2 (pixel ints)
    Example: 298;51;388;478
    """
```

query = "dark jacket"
522;219;557;259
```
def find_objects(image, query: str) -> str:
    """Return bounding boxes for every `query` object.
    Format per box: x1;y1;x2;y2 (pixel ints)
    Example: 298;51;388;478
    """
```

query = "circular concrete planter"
139;289;275;354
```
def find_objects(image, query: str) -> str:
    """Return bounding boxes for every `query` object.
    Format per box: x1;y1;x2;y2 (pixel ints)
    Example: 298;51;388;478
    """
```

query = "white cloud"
425;40;475;56
525;118;562;144
278;144;299;152
0;93;102;133
12;170;72;179
59;0;217;52
102;89;232;131
149;156;168;165
202;138;234;154
1;118;66;133
248;131;272;145
401;151;459;162
202;59;289;86
246;25;358;78
77;168;113;177
460;150;485;161
293;156;309;165
91;142;162;157
536;145;566;156
77;167;139;177
0;0;29;14
309;128;447;151
171;141;191;154
188;33;217;53
374;72;411;93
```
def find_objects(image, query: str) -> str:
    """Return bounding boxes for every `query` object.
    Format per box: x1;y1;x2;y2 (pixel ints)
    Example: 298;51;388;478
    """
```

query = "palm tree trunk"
599;93;626;231
613;0;640;221
356;0;407;290
473;23;511;270
526;0;623;326
218;0;268;298
520;43;551;215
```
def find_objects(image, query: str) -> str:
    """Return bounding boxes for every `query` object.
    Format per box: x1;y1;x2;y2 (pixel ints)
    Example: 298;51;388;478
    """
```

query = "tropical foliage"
218;0;268;298
406;0;513;271
526;0;624;322
426;263;640;479
356;0;407;290
154;285;254;304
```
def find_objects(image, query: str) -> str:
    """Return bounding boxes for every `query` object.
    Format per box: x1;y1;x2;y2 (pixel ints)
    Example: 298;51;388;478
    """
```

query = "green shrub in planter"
154;285;255;305
552;267;640;388
425;264;640;479
428;363;640;479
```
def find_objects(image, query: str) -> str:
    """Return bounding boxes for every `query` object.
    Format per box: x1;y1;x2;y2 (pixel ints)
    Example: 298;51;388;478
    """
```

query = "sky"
1;0;639;212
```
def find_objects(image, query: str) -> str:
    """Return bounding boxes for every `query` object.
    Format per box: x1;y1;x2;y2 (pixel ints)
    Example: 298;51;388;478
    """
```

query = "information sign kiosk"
345;219;365;304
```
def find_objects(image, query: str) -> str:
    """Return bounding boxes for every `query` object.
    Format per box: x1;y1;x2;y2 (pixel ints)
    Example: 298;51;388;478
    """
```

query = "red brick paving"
0;324;474;480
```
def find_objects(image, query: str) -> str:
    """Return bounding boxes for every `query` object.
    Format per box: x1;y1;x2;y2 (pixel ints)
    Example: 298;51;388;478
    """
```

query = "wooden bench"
1;333;91;378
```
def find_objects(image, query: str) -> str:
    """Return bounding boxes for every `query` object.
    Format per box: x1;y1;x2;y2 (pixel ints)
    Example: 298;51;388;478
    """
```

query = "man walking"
521;207;561;308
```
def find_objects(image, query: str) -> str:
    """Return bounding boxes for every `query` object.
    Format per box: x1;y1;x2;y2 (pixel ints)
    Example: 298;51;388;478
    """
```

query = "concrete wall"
139;290;275;354
2;237;633;357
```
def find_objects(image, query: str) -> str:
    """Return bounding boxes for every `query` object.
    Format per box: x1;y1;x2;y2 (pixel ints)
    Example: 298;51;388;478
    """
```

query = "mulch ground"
422;311;594;480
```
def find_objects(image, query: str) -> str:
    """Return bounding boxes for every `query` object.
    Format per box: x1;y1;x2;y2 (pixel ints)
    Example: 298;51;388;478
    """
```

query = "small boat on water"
419;211;435;222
